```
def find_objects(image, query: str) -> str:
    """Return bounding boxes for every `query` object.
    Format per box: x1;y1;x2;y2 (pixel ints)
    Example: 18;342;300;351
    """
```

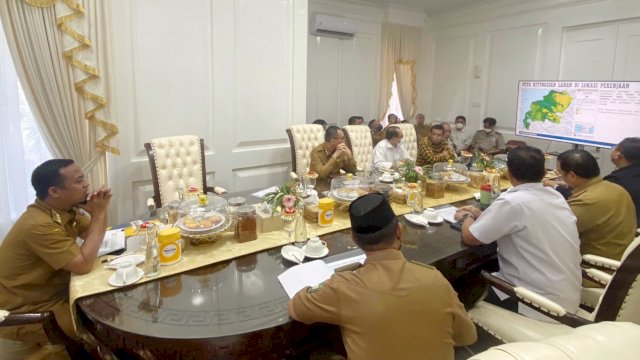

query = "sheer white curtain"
0;22;51;240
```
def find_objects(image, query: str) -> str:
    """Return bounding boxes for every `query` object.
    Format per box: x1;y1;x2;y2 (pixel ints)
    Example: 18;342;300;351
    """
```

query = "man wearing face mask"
451;116;471;152
468;117;505;155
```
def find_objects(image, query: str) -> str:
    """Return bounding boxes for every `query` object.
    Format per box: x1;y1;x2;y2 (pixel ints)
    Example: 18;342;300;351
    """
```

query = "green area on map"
523;90;572;129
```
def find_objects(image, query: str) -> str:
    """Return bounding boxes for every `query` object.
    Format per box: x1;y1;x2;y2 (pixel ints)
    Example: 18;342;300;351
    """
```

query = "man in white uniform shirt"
451;115;471;153
454;145;581;321
372;126;411;174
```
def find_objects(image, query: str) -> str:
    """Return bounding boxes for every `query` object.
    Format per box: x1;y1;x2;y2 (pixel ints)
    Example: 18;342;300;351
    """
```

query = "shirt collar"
506;182;542;193
33;199;78;226
384;139;396;148
363;248;405;264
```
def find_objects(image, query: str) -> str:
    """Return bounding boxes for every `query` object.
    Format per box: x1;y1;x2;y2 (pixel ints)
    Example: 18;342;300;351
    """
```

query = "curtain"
378;24;421;121
0;0;118;190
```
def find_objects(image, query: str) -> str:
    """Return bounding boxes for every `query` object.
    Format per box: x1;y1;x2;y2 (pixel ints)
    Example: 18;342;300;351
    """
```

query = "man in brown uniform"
557;150;636;260
414;113;430;141
288;194;477;359
310;126;358;191
0;159;112;358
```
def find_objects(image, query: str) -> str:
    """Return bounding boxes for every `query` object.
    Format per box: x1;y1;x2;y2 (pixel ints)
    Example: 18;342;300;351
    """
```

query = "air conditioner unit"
310;14;357;39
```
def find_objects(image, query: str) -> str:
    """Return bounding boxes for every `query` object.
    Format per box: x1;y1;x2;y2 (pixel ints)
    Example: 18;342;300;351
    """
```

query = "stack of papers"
434;205;458;223
97;229;126;256
278;260;335;298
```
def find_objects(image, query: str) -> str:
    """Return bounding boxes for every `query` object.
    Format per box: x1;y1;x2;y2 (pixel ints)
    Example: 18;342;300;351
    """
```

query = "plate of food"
178;212;226;233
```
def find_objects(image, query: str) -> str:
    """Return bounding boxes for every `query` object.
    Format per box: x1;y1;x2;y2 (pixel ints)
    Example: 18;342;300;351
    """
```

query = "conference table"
76;194;498;359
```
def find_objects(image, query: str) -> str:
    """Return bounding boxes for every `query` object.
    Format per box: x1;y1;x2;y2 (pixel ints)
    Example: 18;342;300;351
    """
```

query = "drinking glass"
307;176;316;192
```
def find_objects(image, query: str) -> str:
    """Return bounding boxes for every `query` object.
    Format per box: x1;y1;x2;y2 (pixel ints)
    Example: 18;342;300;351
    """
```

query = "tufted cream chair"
468;243;640;344
342;125;373;173
469;322;640;360
286;124;325;179
145;136;224;208
391;123;417;160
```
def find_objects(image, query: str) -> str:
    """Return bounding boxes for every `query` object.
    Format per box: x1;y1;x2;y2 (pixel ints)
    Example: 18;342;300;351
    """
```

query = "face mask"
455;123;464;130
484;128;493;134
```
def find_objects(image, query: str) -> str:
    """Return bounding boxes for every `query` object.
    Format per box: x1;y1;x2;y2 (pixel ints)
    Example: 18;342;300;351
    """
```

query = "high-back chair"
285;124;325;179
390;123;418;160
144;135;224;209
342;125;373;173
468;243;640;343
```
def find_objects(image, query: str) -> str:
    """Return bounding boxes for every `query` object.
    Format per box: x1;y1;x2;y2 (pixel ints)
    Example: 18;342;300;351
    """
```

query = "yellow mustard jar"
318;198;334;227
158;227;182;265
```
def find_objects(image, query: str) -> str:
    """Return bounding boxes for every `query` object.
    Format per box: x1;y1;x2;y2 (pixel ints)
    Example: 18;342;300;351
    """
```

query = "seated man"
557;149;636;260
414;113;429;140
451;115;471;152
416;124;455;166
454;146;582;321
606;137;640;225
0;159;111;357
310;126;357;191
347;115;364;125
368;119;385;147
312;119;328;130
442;122;457;154
289;194;477;359
372;126;411;174
386;113;399;127
468;117;505;155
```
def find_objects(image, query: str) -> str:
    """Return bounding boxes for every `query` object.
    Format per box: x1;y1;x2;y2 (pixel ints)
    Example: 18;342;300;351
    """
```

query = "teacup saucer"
302;245;329;259
108;268;144;287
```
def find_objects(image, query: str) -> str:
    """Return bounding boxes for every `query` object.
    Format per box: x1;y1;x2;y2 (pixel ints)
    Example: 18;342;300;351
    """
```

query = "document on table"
434;205;458;223
278;260;335;298
251;186;278;199
97;229;126;257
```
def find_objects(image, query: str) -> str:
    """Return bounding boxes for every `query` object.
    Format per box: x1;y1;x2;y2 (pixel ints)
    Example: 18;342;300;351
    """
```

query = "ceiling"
360;0;499;15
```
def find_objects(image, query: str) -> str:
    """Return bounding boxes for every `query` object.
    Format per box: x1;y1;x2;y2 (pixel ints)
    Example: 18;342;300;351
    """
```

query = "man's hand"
543;179;563;188
336;144;352;158
454;205;482;221
80;186;112;216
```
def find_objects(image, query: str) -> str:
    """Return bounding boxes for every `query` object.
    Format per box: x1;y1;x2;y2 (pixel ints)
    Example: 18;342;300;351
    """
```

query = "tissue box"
256;206;283;233
390;188;407;204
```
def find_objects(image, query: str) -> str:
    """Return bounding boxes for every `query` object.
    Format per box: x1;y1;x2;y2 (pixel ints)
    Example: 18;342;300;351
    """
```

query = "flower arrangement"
400;160;423;183
474;151;495;171
262;182;303;217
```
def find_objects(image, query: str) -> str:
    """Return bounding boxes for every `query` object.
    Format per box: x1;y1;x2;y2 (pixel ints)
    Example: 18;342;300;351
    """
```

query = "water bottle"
480;183;492;210
141;223;160;278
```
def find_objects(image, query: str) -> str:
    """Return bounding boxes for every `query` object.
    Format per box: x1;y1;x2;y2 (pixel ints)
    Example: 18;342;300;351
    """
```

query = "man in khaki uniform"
310;126;358;191
468;117;505;155
288;194;477;359
557;150;636;260
0;159;112;359
414;113;430;141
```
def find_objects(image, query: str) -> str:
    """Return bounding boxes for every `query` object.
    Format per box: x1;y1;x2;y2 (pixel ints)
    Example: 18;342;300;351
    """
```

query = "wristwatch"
460;213;476;222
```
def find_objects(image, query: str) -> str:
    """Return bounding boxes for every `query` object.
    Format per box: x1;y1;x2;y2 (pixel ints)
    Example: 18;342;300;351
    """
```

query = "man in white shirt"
451;115;471;153
372;126;411;173
454;145;581;321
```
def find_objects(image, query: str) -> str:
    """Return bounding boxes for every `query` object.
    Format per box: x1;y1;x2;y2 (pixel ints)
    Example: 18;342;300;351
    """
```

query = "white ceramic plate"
281;245;305;264
106;254;145;269
405;213;444;225
302;245;329;259
108;268;144;287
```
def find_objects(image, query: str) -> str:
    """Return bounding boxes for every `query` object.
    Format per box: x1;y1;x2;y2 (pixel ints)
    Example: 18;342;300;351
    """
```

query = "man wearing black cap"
288;193;477;359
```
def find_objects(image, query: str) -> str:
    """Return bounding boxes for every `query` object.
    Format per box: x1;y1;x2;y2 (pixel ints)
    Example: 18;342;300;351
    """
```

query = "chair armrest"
582;268;612;287
1;311;51;326
480;271;591;328
205;186;227;195
146;197;156;211
582;254;620;271
289;172;299;179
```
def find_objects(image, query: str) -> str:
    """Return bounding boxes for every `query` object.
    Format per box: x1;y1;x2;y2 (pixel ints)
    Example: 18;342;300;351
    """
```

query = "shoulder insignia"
51;210;63;225
307;282;325;293
410;260;435;269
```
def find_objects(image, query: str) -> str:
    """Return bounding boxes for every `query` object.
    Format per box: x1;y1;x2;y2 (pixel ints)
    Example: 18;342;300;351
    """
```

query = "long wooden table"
77;198;497;359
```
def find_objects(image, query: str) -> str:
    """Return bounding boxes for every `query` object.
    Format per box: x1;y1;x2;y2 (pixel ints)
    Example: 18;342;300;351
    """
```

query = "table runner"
69;183;508;334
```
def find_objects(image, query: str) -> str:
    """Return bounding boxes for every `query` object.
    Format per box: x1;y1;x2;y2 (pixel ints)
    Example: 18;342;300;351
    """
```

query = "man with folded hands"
310;126;358;191
0;159;111;358
289;193;477;359
454;146;582;321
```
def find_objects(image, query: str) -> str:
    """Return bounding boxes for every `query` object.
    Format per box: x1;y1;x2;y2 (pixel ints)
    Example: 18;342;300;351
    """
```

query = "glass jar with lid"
235;205;257;243
425;173;445;199
467;167;485;189
228;196;246;226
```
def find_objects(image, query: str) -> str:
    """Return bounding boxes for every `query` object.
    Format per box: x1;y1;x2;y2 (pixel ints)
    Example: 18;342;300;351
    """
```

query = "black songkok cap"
348;193;396;235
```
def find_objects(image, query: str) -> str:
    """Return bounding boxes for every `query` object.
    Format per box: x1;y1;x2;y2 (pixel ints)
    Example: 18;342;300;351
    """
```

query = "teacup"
114;261;138;285
305;237;327;256
423;208;439;222
380;173;393;182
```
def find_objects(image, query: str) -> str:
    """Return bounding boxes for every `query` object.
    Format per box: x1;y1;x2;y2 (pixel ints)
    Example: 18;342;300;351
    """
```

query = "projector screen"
515;80;640;148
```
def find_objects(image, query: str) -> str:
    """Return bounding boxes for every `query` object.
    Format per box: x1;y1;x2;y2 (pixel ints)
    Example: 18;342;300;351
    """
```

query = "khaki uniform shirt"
371;130;385;147
416;137;455;166
568;177;637;260
414;124;430;141
469;130;505;152
310;143;358;191
291;250;477;360
0;200;89;313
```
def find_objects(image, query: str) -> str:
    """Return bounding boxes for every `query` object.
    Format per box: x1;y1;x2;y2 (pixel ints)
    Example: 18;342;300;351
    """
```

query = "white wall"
106;0;308;224
424;0;640;173
307;0;426;126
